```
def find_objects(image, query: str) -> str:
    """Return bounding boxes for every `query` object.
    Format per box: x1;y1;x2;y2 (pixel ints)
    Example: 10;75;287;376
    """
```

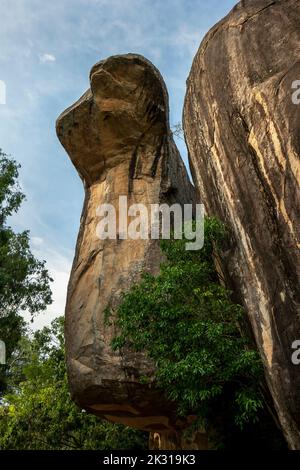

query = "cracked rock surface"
184;0;300;449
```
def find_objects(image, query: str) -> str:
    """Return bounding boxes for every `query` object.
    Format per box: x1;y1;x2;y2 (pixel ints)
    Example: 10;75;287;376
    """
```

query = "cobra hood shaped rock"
56;54;196;434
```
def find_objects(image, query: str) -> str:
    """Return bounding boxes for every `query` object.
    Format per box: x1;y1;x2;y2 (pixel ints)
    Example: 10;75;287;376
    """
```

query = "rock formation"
56;54;196;438
184;0;300;449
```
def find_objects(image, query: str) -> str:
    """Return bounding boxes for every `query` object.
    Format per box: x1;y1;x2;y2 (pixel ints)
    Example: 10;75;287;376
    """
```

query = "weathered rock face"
56;54;195;434
184;0;300;449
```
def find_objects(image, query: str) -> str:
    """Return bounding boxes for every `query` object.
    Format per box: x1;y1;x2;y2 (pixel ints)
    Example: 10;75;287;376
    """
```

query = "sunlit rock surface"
57;54;196;436
184;0;300;449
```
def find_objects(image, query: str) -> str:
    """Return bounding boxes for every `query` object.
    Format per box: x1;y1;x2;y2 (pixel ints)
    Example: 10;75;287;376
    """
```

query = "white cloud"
23;242;72;331
39;53;56;63
31;236;44;247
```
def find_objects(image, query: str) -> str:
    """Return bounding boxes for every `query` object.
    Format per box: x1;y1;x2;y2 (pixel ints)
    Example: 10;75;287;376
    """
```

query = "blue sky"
0;0;236;329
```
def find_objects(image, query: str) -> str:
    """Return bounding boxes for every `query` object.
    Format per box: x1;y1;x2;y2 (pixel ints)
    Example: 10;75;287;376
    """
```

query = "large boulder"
56;54;195;434
184;0;300;449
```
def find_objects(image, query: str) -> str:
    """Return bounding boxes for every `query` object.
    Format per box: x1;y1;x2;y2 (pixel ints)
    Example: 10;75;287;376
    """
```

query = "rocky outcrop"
184;0;300;449
149;430;210;450
56;54;196;436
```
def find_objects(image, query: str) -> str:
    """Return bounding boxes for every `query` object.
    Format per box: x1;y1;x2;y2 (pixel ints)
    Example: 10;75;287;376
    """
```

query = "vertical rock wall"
184;0;300;449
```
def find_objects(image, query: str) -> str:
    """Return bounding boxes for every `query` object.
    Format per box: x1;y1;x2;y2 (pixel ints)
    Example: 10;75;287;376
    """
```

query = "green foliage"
109;218;264;440
0;152;25;224
0;317;147;450
0;150;53;394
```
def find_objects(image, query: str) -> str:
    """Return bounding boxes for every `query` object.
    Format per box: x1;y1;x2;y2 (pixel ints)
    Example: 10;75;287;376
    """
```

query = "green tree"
0;317;147;450
0;150;52;393
107;218;280;447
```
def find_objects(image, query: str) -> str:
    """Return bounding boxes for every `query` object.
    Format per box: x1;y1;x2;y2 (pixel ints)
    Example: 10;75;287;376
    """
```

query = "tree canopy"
107;219;285;447
0;150;52;393
0;317;147;450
